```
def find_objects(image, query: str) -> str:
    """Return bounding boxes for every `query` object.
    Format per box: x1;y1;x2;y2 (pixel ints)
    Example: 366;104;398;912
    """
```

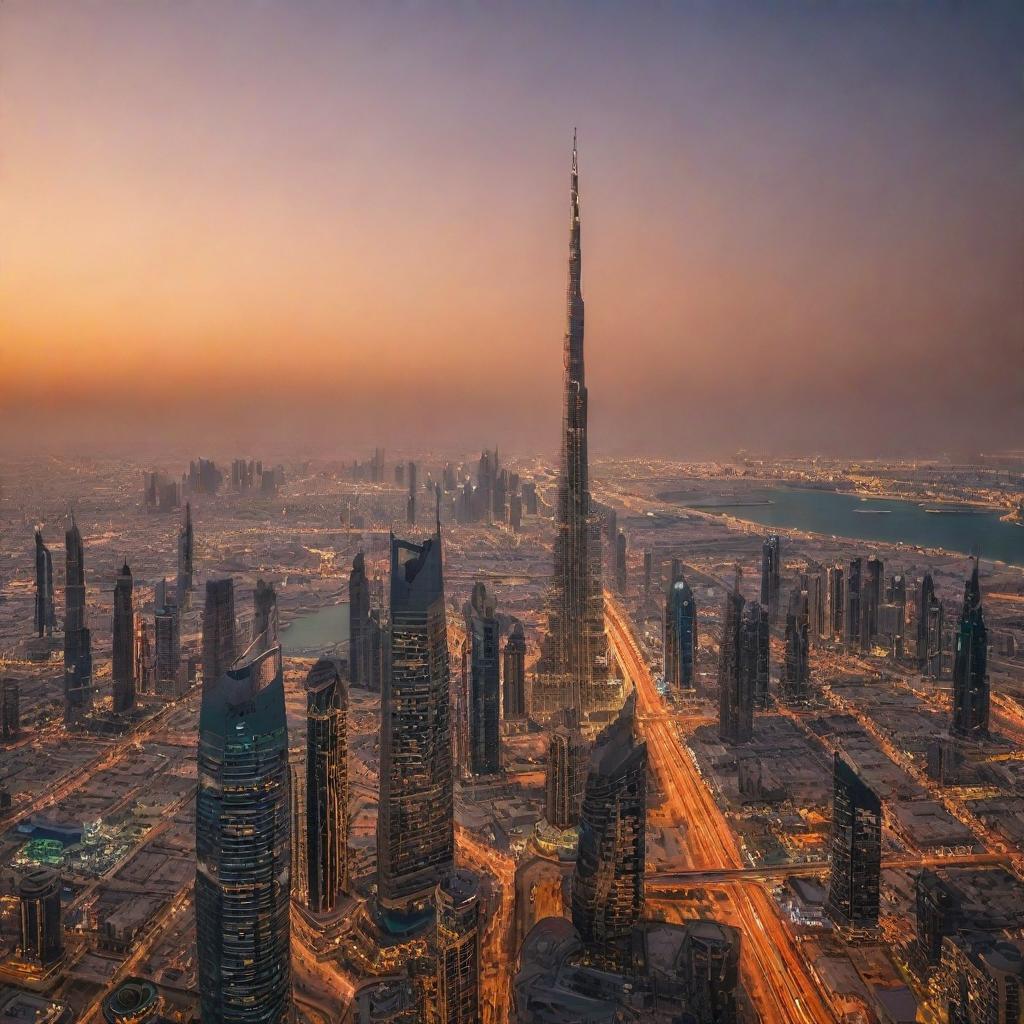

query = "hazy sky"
2;1;1022;458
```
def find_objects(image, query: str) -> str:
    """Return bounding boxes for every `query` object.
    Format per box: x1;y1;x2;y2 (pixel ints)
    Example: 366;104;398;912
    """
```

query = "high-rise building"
33;529;56;637
718;576;751;744
804;564;825;644
154;579;183;698
951;560;989;741
546;710;588;829
572;695;647;967
643;549;653;599
305;658;348;915
863;556;883;646
202;578;236;686
111;560;135;714
196;645;291;1024
18;868;63;966
502;622;527;720
889;573;908;659
509;493;523;533
941;933;1024;1024
540;134;609;714
742;601;770;711
760;536;781;622
678;919;742;1024
845;557;862;649
435;870;481;1024
349;552;373;690
664;577;696;694
253;579;279;653
614;531;627;594
1;678;20;741
377;530;454;917
63;514;93;723
407;461;418;527
828;563;845;641
915;869;961;966
781;588;810;703
826;753;881;931
917;574;944;678
464;582;501;776
290;757;308;907
134;616;152;695
176;502;194;607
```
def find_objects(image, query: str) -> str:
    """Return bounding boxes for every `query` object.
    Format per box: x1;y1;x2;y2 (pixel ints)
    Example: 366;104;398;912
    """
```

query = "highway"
605;594;836;1024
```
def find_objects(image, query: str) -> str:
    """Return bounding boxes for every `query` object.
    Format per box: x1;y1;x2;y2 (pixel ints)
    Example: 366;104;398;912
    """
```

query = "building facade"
111;560;135;714
63;514;93;722
951;560;989;740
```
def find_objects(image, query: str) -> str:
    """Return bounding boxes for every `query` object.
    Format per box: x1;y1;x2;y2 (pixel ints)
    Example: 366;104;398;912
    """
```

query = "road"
605;594;835;1024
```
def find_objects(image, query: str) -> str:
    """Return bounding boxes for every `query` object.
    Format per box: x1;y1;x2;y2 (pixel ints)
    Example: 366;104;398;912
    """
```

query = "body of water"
682;487;1024;566
280;602;350;655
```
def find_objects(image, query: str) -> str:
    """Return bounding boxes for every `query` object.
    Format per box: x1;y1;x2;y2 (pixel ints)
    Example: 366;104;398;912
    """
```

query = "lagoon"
280;602;350;655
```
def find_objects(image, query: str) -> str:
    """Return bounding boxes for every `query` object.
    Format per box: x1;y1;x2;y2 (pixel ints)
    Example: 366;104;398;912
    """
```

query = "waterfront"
676;486;1024;566
280;602;350;655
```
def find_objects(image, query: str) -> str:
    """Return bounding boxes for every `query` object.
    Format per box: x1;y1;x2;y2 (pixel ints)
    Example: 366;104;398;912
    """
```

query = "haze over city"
2;1;1022;455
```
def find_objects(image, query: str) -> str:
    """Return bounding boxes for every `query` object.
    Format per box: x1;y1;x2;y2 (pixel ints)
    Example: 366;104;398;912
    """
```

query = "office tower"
742;601;770;711
522;480;538;515
718;576;751;744
546;710;588;829
134;616;152;695
804;564;825;643
305;658;349;914
890;573;907;658
464;582;501;775
679;920;742;1024
541;134;608;714
951;560;989;741
154;580;182;698
18;868;63;966
435;870;481;1024
111;560;135;714
614;531;627;594
33;529;56;637
826;753;882;931
176;502;194;607
864;556;883;643
1;678;20;740
196;645;291;1024
202;578;236;686
917;574;944;678
502;622;527;720
407;461;418;527
643;549;653;599
494;469;508;523
781;588;810;703
664;577;696;694
63;514;93;723
916;869;961;966
760;535;781;622
845;557;862;648
510;493;523;532
349;552;373;690
290;760;308;906
377;530;454;916
572;696;647;967
941;933;1024;1024
253;579;279;653
828;563;845;641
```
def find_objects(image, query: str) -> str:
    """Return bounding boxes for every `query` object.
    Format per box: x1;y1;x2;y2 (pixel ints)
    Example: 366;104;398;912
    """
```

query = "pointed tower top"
572;127;577;174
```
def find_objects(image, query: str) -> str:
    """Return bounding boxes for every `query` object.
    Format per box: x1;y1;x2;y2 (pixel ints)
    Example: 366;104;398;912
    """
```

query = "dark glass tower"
828;563;845;641
541;133;608;714
154;579;182;698
253;578;279;653
917;574;944;678
502;622;527;720
305;657;348;914
760;535;781;623
951;560;989;740
202;578;236;686
664;577;696;694
742;601;770;712
718;577;751;744
571;695;647;967
781;587;810;703
18;867;63;966
63;514;93;723
111;560;135;714
435;869;482;1024
176;502;194;607
916;869;961;966
349;552;373;690
196;645;291;1024
464;582;500;776
377;529;454;918
614;531;627;594
845;557;862;649
33;529;56;637
546;711;588;829
826;753;881;931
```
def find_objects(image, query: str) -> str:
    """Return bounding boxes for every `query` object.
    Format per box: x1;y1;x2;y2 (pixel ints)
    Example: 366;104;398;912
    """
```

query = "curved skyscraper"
541;133;609;714
196;645;291;1024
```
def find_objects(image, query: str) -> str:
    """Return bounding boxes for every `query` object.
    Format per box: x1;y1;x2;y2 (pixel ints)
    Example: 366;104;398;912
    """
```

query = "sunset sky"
1;1;1021;458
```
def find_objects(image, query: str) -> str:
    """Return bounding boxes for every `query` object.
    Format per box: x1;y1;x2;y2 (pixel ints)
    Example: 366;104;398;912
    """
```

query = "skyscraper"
377;529;454;917
760;535;781;622
134;616;152;696
111;560;135;714
572;695;647;967
614;531;627;594
546;710;588;829
678;920;742;1024
435;870;481;1024
664;577;696;694
742;600;770;711
196;645;291;1024
18;868;63;966
541;133;609;714
154;579;183;698
915;869;961;966
502;622;527;721
63;514;93;723
828;563;845;641
941;932;1024;1024
718;576;751;744
349;552;373;690
845;557;862;649
826;753;881;931
176;502;194;607
202;578;236;686
863;556;883;645
464;582;501;776
33;529;56;637
917;574;944;678
253;578;279;653
407;461;418;527
305;658;348;914
951;559;989;741
781;587;810;703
